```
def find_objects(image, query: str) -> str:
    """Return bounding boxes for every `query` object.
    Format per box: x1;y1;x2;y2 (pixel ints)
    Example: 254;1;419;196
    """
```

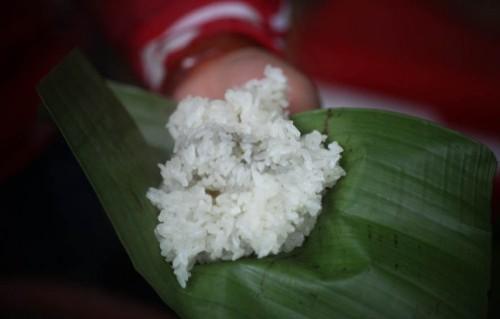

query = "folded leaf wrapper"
38;51;496;319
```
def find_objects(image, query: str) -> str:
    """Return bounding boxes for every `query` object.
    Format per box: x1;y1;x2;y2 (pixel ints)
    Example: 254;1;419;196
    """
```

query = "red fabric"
91;0;282;48
292;0;500;137
90;0;285;85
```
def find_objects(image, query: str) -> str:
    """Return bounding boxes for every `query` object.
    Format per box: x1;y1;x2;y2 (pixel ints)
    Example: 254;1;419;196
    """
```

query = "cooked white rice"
147;66;345;288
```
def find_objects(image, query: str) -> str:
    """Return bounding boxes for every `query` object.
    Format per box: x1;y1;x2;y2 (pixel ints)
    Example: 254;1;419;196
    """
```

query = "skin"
171;47;320;114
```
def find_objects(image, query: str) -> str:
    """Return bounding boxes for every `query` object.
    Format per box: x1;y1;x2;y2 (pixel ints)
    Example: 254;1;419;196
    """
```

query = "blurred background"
1;0;499;317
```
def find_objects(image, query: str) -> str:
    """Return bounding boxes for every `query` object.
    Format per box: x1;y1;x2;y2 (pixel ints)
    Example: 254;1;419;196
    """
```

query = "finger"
287;71;321;114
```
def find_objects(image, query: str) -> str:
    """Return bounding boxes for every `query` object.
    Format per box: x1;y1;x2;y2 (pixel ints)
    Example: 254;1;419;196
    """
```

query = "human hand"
170;47;320;114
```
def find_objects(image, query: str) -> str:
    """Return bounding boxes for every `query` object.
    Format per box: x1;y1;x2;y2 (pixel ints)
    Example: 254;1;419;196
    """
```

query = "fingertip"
287;76;321;114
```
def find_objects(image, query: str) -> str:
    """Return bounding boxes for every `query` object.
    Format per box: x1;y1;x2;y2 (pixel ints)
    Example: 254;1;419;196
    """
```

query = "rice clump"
147;66;345;288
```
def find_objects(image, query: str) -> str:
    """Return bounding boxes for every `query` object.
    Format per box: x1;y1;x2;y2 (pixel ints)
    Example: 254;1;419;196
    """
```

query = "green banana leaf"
37;50;496;319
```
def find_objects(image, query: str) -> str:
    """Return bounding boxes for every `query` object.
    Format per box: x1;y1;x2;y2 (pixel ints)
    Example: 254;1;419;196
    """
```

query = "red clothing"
91;0;287;90
293;0;500;137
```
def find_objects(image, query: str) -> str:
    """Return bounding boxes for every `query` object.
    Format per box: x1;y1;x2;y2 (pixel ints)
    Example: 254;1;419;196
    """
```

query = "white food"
147;66;345;288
